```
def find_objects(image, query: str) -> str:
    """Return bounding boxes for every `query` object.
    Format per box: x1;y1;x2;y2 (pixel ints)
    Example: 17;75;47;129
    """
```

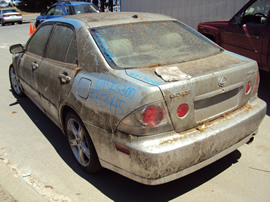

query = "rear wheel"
9;65;24;97
65;112;101;173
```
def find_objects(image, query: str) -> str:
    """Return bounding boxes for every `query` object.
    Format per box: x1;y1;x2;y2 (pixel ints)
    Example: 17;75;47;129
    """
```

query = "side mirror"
10;44;24;54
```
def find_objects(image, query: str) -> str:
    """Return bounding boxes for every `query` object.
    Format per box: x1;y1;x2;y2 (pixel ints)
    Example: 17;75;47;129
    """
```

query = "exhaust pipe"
246;137;254;145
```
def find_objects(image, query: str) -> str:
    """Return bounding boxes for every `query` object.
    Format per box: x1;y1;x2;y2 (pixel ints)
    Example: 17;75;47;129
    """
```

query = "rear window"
91;21;222;69
3;9;17;13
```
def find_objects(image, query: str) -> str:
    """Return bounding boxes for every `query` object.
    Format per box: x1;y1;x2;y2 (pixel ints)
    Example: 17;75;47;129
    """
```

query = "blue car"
35;1;99;27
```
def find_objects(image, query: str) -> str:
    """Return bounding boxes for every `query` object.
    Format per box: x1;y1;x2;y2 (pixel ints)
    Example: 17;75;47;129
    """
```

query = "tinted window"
27;25;53;56
46;25;77;64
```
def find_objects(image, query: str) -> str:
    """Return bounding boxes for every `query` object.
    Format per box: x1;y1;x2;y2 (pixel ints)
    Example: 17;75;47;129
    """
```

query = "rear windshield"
91;21;222;69
3;9;17;13
73;4;98;14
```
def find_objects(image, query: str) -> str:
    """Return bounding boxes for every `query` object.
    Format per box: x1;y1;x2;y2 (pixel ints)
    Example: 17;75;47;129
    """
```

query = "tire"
65;112;101;173
9;65;25;97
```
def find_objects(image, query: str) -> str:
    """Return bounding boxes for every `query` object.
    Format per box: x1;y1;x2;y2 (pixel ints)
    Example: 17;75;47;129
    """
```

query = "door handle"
59;73;71;83
31;62;38;70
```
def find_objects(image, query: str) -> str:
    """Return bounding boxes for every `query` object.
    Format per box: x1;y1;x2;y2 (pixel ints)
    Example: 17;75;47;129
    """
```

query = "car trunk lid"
126;51;259;133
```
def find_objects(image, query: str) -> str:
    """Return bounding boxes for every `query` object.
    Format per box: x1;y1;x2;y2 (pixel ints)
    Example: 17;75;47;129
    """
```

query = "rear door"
221;0;270;69
36;23;78;121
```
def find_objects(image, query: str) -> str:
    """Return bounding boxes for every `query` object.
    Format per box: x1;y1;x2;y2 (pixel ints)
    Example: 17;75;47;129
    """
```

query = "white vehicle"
0;8;22;25
10;0;23;7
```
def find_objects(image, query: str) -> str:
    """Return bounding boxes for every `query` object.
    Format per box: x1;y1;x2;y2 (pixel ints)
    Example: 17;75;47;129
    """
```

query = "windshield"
91;21;222;69
73;4;98;14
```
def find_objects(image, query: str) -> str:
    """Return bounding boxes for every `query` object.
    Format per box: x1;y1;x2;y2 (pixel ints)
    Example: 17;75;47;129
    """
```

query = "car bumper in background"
3;16;22;23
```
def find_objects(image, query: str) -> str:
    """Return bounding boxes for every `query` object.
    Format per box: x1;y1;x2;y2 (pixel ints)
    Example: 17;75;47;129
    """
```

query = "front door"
18;24;53;106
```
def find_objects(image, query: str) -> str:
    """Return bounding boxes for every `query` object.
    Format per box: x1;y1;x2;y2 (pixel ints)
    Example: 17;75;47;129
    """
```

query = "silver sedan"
0;8;22;26
9;12;266;185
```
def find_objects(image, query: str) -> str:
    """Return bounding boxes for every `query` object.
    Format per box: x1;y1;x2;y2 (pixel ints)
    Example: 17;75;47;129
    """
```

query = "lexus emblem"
218;76;227;87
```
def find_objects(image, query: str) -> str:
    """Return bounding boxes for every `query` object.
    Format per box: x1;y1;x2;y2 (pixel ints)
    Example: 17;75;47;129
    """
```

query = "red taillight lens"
3;15;9;17
177;104;189;117
245;81;252;94
142;105;164;126
253;73;260;92
16;14;22;16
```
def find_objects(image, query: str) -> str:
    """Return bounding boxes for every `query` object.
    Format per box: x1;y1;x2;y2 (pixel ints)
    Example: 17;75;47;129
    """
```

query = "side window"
64;5;73;15
46;6;56;16
242;0;270;24
46;25;77;64
54;5;63;16
27;25;53;56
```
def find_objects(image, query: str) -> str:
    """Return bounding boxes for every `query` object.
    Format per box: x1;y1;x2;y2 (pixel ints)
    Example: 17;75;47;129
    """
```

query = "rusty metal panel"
120;0;249;28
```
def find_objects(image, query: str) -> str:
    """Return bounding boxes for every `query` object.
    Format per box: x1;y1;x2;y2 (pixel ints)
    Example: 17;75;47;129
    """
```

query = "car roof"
50;12;176;28
53;1;94;6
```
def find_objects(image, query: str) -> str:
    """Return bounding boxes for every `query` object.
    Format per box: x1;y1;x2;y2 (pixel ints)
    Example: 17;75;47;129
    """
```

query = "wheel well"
204;34;216;43
61;105;77;135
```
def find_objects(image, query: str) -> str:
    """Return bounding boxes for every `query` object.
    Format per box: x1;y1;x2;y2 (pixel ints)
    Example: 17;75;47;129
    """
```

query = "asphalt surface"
0;14;270;202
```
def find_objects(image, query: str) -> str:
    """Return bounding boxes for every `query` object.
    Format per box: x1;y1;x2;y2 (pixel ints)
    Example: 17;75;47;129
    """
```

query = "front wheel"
9;65;24;97
65;112;101;173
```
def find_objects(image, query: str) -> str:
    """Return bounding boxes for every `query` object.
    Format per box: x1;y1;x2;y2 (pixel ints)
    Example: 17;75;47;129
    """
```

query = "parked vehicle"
198;0;270;72
0;8;22;26
9;12;266;185
0;1;8;7
10;0;23;7
35;1;99;27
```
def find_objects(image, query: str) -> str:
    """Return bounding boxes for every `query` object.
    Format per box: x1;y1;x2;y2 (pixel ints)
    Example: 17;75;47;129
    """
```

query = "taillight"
142;105;164;126
253;73;260;93
245;81;252;94
16;14;22;16
3;14;9;17
177;104;189;117
117;102;173;136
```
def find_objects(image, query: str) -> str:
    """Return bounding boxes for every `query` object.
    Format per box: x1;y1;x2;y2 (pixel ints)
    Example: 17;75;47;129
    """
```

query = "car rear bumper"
3;16;22;23
91;98;266;185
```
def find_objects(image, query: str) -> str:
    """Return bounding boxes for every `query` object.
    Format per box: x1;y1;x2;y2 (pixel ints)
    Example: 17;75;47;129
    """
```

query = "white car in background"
0;1;8;7
0;8;22;25
10;0;23;7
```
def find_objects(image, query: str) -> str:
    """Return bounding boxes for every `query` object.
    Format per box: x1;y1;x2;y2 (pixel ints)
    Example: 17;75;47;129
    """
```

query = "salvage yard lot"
0;22;270;201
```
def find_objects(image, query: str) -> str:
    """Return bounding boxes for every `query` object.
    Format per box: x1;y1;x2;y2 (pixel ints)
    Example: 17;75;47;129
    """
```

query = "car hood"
198;20;230;29
126;51;258;132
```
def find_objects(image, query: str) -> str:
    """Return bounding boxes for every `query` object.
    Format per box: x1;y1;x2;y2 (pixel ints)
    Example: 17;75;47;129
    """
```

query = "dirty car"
9;12;266;185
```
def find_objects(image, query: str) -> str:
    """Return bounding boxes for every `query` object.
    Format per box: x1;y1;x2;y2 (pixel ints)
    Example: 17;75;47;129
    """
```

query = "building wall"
120;0;249;28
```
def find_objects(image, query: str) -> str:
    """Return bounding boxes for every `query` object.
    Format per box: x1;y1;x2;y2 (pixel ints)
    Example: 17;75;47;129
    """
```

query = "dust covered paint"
9;12;266;185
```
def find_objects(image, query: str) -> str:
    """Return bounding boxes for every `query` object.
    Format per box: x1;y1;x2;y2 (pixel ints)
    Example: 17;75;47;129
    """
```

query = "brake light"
177;104;189;117
117;102;173;136
3;14;9;17
245;81;252;94
142;105;164;126
16;14;22;16
253;73;260;92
